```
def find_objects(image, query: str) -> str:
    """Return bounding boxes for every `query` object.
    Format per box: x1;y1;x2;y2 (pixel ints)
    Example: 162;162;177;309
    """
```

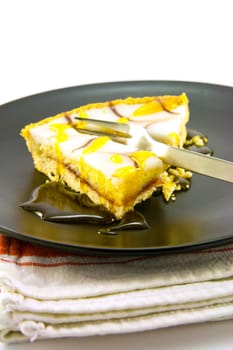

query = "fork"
75;117;233;183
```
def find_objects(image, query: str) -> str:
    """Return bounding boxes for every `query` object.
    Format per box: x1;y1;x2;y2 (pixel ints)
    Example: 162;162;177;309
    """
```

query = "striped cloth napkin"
0;234;233;343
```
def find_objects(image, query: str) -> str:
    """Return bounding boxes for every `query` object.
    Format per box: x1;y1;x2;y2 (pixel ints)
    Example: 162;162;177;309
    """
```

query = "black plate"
0;81;233;255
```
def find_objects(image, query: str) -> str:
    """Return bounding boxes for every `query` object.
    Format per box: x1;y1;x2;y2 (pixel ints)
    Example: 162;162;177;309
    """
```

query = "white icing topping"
81;107;117;121
147;118;181;138
29;117;69;145
112;103;143;117
28;97;187;179
83;153;134;178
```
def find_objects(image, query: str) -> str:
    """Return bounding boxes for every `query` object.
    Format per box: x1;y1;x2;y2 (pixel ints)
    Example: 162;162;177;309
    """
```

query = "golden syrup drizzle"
49;124;71;177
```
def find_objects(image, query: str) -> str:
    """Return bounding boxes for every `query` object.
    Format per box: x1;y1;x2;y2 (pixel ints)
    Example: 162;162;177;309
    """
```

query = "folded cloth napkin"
0;235;233;343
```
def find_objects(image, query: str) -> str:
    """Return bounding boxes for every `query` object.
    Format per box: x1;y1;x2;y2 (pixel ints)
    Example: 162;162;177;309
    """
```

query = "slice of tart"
21;93;189;219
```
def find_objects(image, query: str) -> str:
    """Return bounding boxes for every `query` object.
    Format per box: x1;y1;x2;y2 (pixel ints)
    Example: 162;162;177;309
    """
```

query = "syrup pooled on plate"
185;129;213;155
98;211;149;235
20;182;150;233
20;182;115;224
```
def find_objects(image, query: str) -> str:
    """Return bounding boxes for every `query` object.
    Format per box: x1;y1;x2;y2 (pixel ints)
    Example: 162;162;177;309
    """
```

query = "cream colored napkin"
0;235;233;343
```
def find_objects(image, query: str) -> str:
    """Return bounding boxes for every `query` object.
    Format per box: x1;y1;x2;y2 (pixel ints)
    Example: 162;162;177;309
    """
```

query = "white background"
0;0;233;349
1;0;233;105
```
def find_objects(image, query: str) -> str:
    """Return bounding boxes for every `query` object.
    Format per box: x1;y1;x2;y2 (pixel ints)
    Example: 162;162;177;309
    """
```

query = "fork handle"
152;142;233;183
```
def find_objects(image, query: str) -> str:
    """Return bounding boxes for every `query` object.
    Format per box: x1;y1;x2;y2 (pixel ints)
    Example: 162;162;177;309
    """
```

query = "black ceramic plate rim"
1;224;233;256
1;80;233;108
0;80;233;256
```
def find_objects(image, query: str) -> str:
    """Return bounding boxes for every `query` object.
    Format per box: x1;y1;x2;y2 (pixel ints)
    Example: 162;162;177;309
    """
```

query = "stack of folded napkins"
0;234;233;343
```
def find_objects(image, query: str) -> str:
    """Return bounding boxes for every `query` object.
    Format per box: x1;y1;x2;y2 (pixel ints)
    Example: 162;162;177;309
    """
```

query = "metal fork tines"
75;117;233;183
75;117;131;139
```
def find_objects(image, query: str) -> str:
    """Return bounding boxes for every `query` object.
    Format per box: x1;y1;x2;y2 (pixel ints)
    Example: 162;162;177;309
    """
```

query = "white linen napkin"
0;235;233;343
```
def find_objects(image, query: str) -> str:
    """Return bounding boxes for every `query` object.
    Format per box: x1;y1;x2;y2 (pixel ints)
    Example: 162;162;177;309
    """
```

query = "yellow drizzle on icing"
133;101;163;116
117;117;128;123
50;123;71;176
113;166;136;177
168;132;179;146
76;119;88;130
112;151;156;177
132;93;188;117
79;111;89;119
82;136;110;154
130;151;155;168
50;124;70;141
110;154;123;164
